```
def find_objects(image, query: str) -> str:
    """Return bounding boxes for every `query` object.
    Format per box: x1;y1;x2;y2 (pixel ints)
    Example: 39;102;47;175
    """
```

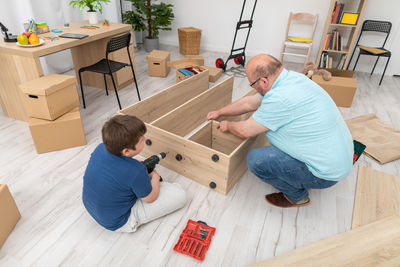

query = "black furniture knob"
211;154;219;162
176;154;183;161
209;182;217;189
145;139;152;146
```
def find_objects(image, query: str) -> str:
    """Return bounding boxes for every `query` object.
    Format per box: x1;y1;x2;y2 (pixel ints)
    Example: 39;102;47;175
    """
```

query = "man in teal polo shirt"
207;54;353;208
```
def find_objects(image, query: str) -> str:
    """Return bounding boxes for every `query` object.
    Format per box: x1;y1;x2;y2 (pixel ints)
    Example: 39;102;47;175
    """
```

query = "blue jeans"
246;145;337;203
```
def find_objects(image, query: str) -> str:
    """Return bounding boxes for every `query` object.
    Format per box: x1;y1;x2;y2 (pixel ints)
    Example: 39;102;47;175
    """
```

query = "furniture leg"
348;47;357;70
129;64;141;101
78;70;86;108
379;56;391;86
370;56;380;76
104;74;109;96
353;53;361;71
305;45;312;67
279;43;286;62
109;73;122;110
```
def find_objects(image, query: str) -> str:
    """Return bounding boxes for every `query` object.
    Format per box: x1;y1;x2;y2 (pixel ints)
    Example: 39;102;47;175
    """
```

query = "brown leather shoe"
265;192;310;208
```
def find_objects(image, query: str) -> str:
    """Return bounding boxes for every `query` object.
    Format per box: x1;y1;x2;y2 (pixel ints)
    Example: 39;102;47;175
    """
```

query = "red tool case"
174;220;216;261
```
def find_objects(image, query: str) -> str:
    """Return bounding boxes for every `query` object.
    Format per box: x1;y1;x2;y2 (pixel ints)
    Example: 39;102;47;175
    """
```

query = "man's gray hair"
254;55;282;77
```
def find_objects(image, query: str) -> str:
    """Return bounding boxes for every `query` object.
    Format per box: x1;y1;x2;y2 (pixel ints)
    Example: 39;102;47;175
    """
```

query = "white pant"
116;182;187;233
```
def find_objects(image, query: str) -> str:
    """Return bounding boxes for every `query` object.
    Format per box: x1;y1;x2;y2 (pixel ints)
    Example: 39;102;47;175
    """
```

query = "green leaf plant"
69;0;111;13
122;0;174;38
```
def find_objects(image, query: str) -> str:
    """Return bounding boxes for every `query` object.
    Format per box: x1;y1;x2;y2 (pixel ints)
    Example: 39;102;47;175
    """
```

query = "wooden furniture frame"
0;21;135;121
315;0;368;70
119;71;268;195
280;12;318;66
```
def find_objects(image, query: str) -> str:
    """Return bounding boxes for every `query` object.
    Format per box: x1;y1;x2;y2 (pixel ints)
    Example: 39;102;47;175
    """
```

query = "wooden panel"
250;216;400;267
0;53;43;121
188;121;212;148
211;121;244;155
0;21;132;58
188;120;246;155
227;134;268;192
119;70;209;123
141;124;231;194
152;76;234;136
352;166;400;229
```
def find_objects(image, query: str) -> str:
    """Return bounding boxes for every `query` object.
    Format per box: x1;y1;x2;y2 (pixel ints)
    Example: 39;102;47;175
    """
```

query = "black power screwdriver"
142;152;167;181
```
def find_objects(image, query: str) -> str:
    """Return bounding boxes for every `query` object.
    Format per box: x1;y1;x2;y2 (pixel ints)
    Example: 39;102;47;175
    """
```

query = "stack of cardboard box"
19;74;87;153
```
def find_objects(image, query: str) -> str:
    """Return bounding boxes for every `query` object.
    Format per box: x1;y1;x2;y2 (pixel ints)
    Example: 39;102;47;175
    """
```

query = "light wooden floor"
1;45;399;266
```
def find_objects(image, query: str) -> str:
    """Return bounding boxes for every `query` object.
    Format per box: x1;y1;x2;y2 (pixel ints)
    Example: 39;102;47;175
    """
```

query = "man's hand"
217;121;229;132
207;110;220;120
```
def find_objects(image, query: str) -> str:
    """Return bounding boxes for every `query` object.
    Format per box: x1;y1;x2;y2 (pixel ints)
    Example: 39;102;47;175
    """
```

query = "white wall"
158;0;399;76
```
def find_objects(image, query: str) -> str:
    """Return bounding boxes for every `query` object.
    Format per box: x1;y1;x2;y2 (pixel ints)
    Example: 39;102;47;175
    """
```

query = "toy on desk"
24;19;36;33
102;20;110;26
41;36;60;42
80;25;99;29
36;22;49;34
51;29;63;33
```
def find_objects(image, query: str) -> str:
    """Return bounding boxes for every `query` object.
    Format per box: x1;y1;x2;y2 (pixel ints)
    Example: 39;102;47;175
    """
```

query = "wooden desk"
0;21;135;121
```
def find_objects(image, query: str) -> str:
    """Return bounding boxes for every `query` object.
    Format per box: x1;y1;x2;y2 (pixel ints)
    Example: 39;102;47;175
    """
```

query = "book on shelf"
336;54;347;69
325;30;343;51
331;2;345;24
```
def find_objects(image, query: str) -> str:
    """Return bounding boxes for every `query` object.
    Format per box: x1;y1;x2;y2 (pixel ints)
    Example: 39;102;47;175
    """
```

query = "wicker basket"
178;27;202;55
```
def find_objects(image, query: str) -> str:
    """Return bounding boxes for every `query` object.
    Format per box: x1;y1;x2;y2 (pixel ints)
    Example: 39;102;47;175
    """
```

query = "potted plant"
69;0;111;25
123;0;174;52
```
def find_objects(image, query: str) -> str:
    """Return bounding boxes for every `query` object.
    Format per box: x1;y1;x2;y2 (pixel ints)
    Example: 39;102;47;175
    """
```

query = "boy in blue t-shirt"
82;115;187;232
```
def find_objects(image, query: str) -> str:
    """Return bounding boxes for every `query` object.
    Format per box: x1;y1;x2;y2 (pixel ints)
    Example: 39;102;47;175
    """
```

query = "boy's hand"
149;170;160;181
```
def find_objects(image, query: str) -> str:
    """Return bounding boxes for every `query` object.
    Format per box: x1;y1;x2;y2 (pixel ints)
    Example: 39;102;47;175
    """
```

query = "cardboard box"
147;50;171;77
29;108;87;153
19;74;80;120
201;66;222;83
312;69;357;107
184;55;204;65
0;184;21;248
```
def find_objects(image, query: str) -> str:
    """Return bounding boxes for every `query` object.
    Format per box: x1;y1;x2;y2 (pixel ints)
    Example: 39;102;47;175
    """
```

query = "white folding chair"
280;12;318;67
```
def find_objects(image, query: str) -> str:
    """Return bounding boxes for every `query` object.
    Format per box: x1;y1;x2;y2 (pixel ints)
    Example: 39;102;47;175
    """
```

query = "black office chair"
348;20;392;86
78;32;141;110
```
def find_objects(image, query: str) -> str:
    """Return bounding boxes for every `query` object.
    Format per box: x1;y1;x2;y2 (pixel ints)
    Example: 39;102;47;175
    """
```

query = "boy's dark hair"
102;115;146;156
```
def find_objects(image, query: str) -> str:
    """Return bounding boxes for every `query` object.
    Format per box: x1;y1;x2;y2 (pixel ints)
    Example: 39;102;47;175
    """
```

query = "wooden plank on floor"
249;216;400;267
352;166;400;229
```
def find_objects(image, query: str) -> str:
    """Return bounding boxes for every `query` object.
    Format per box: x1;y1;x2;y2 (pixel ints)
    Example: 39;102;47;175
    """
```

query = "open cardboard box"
169;59;222;83
312;68;357;107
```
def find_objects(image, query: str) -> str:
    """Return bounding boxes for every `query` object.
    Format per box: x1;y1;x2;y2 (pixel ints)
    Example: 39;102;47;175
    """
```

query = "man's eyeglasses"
249;76;267;88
